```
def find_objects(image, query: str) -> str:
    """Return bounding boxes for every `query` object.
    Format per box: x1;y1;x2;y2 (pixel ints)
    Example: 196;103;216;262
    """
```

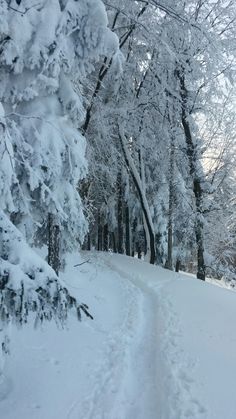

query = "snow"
1;252;236;419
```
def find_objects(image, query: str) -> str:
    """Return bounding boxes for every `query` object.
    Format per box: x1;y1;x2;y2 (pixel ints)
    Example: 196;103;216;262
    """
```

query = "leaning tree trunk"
118;125;156;264
178;71;206;280
48;213;60;275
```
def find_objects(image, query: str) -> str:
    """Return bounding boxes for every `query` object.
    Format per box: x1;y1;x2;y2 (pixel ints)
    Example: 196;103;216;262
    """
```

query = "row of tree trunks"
46;200;148;275
84;209;146;258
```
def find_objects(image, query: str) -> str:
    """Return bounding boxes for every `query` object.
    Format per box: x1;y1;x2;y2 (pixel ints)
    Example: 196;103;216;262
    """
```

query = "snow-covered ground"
1;252;236;419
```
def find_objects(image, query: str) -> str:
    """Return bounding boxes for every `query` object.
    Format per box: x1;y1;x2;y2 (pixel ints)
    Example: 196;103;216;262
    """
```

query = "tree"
0;0;118;378
81;0;236;281
0;0;119;269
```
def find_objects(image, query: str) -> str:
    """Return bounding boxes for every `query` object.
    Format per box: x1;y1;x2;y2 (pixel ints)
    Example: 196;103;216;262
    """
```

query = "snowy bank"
1;252;236;419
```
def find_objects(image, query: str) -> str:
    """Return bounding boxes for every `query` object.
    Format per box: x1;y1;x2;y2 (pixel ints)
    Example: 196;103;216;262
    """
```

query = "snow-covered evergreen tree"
0;0;118;376
0;0;118;266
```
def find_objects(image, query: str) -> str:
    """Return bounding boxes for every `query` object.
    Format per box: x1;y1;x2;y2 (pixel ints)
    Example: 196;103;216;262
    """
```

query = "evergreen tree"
0;0;118;375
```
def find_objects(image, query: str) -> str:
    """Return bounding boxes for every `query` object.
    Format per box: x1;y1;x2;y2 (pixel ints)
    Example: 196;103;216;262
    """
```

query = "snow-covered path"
1;252;162;419
1;252;236;419
101;254;207;419
98;255;160;419
66;253;161;419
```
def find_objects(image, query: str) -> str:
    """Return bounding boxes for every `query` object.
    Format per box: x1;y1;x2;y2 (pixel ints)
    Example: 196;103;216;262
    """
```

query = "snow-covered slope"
1;252;236;419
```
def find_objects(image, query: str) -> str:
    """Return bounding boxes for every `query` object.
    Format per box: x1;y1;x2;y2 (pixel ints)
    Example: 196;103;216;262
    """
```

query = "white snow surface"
1;252;236;419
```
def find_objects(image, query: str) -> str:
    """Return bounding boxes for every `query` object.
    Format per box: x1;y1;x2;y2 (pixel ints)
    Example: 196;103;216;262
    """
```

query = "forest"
0;0;236;391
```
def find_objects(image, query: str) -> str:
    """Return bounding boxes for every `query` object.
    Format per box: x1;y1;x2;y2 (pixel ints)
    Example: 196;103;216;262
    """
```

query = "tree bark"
103;223;109;252
48;213;60;275
112;231;117;253
165;136;175;270
178;70;206;280
175;259;181;272
182;116;205;280
97;211;102;251
87;233;91;251
132;218;137;257
125;204;131;256
138;148;151;262
117;171;124;254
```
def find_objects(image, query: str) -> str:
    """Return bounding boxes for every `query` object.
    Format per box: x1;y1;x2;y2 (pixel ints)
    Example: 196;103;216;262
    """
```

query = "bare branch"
5;1;41;15
74;260;90;267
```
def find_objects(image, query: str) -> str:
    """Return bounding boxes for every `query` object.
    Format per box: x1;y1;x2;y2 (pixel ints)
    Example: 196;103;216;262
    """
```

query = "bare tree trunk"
125;204;131;256
178;70;206;280
87;233;91;251
48;213;60;275
137;243;142;259
103;223;109;251
165;221;173;270
175;259;181;272
138;148;151;262
82;233;91;251
132;218;137;257
97;211;102;251
165;137;175;270
182;117;205;280
194;180;205;280
117;171;124;254
112;232;117;253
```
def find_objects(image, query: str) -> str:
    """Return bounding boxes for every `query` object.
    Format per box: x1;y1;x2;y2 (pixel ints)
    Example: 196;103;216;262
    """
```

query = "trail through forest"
1;253;236;419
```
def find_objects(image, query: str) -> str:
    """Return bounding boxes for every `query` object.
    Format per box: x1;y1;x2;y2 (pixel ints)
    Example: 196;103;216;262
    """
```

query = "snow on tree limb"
0;211;93;326
0;0;119;331
118;123;156;264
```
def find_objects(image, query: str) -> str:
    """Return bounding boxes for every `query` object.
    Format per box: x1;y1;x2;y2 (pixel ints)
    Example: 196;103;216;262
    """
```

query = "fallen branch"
74;260;90;267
